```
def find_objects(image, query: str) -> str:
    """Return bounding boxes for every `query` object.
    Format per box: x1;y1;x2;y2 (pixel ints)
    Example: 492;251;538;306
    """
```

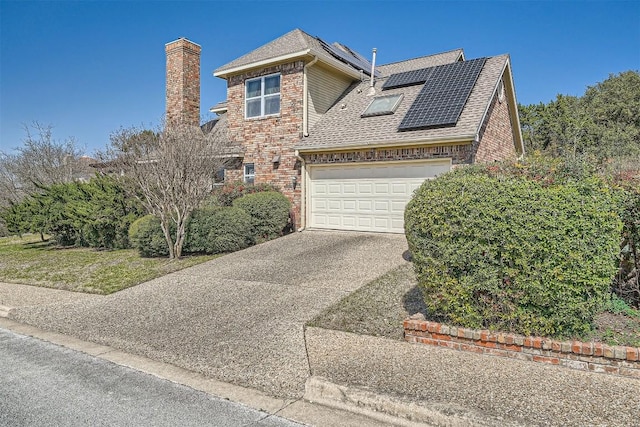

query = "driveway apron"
10;231;409;398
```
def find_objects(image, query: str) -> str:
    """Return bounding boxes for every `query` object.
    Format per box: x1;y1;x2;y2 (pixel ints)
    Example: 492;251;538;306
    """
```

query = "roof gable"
215;29;313;75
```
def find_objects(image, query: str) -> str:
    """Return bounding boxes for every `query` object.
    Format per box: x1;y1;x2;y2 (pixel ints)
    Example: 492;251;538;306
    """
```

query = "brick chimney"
165;38;201;127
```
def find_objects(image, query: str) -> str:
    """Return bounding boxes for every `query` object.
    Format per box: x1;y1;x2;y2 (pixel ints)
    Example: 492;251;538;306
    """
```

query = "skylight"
361;94;404;117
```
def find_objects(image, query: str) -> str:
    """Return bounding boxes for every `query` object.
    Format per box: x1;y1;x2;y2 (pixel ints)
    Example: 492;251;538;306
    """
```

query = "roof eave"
503;58;525;156
294;134;476;153
209;106;228;114
214;49;313;78
214;48;365;80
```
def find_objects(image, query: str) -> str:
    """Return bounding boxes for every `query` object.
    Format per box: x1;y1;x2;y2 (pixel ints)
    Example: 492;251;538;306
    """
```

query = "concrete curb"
304;376;498;427
0;305;14;318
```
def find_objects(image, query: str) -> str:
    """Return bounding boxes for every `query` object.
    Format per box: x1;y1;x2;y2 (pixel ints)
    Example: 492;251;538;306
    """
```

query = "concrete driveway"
7;231;408;398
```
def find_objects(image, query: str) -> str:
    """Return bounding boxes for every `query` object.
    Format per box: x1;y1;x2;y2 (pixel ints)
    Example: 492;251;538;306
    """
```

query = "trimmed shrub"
198;194;223;210
184;207;217;254
405;165;623;338
233;191;291;241
214;181;278;207
128;215;169;257
206;207;253;253
483;154;640;309
184;206;253;254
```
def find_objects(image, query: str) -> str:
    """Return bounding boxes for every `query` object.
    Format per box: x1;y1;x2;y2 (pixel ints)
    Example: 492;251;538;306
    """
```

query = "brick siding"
404;314;640;379
474;85;517;163
226;61;305;227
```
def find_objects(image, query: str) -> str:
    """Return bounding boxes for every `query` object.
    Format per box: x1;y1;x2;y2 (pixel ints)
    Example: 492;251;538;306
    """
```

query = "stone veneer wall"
474;84;517;163
404;313;640;380
226;61;305;227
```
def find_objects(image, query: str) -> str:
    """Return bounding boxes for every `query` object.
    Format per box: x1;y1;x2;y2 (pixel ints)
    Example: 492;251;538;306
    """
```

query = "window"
245;74;280;118
214;168;225;184
244;163;255;184
361;94;404;117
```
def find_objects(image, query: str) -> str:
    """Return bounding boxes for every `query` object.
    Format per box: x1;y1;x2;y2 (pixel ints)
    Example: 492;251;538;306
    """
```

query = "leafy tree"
583;71;640;158
518;71;640;159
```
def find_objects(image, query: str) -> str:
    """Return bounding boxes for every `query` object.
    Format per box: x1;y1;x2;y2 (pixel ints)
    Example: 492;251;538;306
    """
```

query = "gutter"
303;56;319;137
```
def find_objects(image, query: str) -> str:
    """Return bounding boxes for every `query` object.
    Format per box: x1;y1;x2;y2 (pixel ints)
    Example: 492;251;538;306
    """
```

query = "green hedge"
129;191;291;257
1;176;143;249
233;191;291;241
214;182;279;207
405;165;622;338
185;207;253;254
128;215;169;257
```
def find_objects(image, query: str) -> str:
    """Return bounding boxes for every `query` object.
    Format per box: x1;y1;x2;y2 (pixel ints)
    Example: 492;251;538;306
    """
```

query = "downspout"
303;56;319;137
470;133;480;164
295;150;306;231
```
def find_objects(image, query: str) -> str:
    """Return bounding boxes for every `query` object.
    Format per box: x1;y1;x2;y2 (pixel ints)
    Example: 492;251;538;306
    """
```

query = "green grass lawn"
0;235;218;295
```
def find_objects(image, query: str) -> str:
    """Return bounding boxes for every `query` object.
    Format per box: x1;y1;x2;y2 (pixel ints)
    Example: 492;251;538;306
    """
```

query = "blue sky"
1;0;638;155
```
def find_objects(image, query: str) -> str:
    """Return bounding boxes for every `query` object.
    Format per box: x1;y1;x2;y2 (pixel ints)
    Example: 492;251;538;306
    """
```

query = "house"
165;29;523;234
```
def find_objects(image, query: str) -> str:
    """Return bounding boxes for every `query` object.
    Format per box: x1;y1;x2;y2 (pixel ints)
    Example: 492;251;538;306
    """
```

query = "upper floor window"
245;74;280;118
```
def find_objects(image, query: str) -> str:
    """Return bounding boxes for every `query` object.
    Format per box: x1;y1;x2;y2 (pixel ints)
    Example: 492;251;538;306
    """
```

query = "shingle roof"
214;28;374;77
201;114;243;156
377;49;464;76
296;54;510;151
215;29;311;74
209;100;227;113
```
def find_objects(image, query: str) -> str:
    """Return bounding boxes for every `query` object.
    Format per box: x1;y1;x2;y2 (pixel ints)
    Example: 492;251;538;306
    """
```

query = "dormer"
213;29;377;136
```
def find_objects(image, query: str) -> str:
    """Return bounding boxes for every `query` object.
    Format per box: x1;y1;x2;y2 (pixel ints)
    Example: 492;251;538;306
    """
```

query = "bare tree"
0;122;85;203
106;123;230;259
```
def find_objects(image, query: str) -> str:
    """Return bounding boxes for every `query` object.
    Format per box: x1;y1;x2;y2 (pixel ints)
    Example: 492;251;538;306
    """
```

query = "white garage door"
308;160;451;233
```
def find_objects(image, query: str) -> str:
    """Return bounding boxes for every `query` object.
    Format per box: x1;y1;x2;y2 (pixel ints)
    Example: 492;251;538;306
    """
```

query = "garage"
307;160;451;233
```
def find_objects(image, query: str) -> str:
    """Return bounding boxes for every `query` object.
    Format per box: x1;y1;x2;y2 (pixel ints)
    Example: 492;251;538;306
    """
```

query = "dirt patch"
592;312;640;347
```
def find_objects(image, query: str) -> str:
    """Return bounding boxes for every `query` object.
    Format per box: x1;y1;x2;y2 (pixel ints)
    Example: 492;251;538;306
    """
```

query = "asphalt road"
0;328;303;427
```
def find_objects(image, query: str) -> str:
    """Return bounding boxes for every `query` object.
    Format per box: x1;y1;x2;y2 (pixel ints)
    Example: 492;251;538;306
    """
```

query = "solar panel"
382;67;434;90
317;38;381;77
398;58;486;130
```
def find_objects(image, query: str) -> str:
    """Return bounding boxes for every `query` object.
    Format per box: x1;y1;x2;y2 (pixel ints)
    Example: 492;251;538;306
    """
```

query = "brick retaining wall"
404;313;640;379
